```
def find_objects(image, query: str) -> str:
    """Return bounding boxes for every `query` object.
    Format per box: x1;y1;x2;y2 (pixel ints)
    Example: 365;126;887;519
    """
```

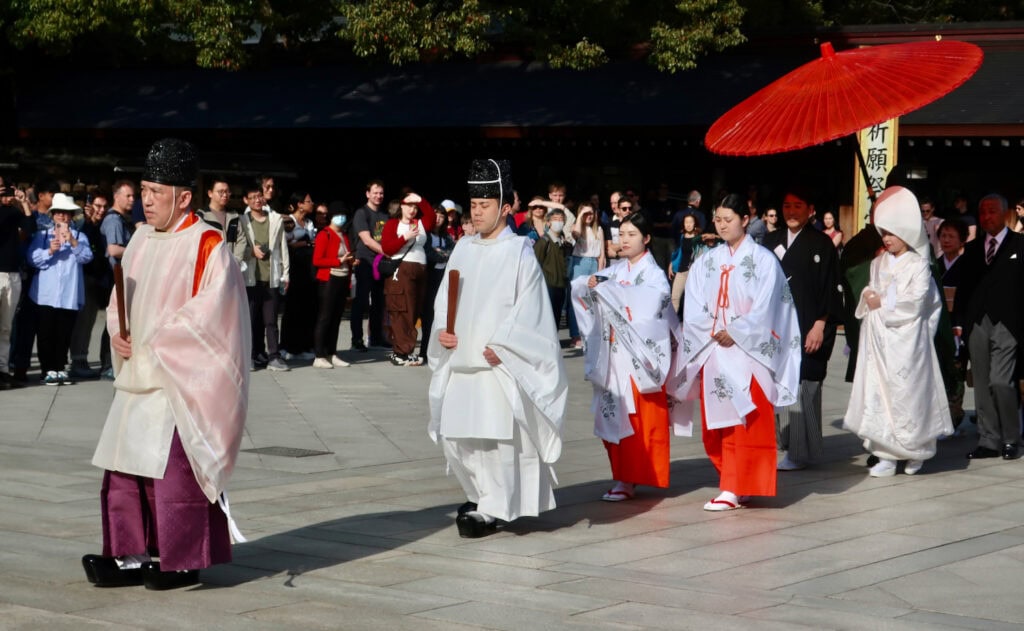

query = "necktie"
985;236;997;265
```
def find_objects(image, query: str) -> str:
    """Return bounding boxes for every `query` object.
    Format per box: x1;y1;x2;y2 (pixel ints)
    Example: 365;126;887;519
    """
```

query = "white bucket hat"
50;193;81;213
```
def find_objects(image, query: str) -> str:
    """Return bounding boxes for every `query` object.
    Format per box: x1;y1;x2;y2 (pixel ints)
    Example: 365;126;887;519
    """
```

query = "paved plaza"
2;324;1024;630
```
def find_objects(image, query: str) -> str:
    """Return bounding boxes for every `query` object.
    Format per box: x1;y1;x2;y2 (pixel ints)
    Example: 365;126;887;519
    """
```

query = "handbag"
375;250;408;281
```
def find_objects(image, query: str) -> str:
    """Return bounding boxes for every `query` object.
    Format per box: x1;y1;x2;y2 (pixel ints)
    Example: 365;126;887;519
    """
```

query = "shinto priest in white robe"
428;226;567;522
843;187;953;460
678;236;802;428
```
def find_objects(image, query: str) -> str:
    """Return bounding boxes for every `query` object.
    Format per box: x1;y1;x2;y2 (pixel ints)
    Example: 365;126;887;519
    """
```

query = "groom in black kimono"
763;186;842;470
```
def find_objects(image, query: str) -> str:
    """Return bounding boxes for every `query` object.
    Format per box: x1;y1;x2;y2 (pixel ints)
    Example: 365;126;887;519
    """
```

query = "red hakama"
701;376;777;497
603;378;671;488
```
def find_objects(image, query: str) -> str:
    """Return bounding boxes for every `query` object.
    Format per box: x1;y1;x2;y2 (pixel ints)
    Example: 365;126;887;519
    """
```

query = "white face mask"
549;221;564;233
331;215;346;227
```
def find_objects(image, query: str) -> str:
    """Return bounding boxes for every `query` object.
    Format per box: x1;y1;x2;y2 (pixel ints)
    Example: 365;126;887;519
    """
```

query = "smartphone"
594;275;608;283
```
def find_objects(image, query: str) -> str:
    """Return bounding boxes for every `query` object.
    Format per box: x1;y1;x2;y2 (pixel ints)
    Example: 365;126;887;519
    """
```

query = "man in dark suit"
954;194;1024;460
763;187;843;470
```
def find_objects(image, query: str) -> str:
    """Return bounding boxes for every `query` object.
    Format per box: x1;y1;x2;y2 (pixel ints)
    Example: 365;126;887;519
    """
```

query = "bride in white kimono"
679;194;801;511
843;186;952;477
570;212;687;502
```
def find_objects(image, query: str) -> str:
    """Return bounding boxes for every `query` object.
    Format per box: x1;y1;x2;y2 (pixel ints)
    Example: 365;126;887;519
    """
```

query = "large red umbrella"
705;39;984;157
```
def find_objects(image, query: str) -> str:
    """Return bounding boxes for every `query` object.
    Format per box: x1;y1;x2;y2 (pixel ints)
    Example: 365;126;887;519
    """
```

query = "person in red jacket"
380;192;435;366
311;210;355;368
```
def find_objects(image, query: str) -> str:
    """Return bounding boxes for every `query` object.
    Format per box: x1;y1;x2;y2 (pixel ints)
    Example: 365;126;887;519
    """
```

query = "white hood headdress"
874;186;929;254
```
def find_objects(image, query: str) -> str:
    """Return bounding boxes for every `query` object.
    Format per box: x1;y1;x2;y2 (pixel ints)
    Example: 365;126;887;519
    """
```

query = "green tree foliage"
819;0;1023;25
1;0;1019;71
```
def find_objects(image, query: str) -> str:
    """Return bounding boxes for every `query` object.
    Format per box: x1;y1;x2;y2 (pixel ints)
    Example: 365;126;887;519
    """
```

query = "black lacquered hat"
467;159;513;205
142;138;199;187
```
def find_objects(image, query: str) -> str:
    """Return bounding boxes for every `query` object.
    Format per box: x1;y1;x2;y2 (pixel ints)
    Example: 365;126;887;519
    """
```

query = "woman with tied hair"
571;212;686;502
679;193;801;511
843;186;953;477
380;192;435;366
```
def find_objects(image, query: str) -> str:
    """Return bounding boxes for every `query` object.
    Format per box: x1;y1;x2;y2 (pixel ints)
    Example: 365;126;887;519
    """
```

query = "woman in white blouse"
567;203;606;349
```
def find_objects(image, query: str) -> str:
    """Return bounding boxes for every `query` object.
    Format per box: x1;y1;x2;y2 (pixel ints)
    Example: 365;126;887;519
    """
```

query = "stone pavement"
2;328;1024;631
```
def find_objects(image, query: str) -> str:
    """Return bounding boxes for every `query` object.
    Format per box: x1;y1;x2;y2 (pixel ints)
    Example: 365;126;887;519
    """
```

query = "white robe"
570;251;689;442
843;252;953;460
427;227;567;521
678;236;802;429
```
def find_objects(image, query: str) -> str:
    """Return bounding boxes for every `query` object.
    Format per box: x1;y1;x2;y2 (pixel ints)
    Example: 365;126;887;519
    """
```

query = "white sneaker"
904;459;924;475
869;459;897;478
777;452;806;471
312;357;334;369
331;355;350;368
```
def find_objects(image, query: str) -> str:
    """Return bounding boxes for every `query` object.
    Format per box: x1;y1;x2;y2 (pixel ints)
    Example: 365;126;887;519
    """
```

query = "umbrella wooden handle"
113;262;128;340
446;270;459;334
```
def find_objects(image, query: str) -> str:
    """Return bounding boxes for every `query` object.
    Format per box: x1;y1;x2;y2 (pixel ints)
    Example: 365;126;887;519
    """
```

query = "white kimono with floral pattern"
571;251;689;442
679;236;802;429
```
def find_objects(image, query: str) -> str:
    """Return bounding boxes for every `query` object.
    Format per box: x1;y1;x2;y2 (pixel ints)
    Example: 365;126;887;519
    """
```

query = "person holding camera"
236;180;290;372
27;193;93;385
380;192;435;366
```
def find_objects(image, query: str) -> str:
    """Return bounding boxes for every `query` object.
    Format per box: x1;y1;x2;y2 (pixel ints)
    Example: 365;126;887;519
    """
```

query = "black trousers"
314;276;347;358
350;259;385;345
37;305;77;374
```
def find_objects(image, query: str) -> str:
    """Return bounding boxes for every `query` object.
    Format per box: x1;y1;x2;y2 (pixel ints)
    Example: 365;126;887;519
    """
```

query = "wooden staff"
113;262;128;340
446;269;460;334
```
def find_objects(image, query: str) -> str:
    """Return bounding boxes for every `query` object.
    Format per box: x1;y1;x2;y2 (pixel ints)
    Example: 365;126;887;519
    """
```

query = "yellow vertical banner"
853;118;899;232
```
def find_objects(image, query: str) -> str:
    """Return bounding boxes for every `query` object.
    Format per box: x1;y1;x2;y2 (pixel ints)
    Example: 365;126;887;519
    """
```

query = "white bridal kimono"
570;251;688;442
678;236;802;428
843;249;953;460
428;227;567;522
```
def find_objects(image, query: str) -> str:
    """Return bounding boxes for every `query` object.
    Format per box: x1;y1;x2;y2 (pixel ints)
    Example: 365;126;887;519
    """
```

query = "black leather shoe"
456;513;497;538
82;554;143;587
457;501;478;516
141;561;199;590
967;445;1000;459
1002;443;1021;460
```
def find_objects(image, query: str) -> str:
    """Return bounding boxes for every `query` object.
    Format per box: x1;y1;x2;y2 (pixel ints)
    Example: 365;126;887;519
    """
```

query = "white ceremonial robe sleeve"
488;246;568;462
147;245;251;503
